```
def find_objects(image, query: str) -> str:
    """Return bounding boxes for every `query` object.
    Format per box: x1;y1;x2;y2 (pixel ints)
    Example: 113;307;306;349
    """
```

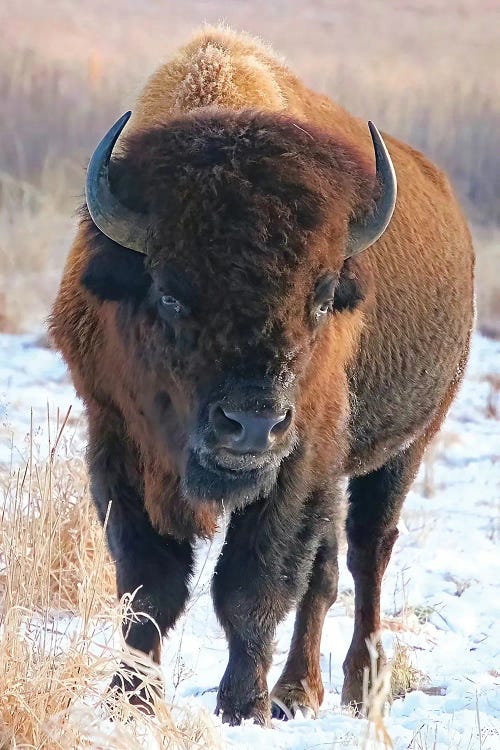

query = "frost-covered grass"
0;332;499;748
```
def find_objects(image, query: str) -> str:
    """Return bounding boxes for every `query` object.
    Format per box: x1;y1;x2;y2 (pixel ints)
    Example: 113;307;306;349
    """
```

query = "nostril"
270;408;293;437
210;405;244;439
209;403;294;453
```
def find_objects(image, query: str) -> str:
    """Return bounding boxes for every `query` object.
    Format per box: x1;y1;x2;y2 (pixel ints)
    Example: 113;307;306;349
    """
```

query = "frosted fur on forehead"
129;25;289;134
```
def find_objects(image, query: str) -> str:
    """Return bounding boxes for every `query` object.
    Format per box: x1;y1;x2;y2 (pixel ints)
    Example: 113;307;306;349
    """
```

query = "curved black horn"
85;111;149;254
345;121;397;258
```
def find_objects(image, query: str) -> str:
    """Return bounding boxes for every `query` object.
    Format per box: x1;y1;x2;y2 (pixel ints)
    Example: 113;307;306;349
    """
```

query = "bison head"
82;110;396;506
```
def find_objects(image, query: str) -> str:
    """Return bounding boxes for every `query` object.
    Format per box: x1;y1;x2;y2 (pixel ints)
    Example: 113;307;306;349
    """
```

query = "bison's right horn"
86;111;149;254
345;121;397;258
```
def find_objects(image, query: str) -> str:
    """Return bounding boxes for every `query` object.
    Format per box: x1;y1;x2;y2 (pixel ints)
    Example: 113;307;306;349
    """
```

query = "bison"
50;27;474;725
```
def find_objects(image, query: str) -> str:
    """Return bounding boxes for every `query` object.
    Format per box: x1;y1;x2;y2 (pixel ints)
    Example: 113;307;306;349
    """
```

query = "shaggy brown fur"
50;26;474;725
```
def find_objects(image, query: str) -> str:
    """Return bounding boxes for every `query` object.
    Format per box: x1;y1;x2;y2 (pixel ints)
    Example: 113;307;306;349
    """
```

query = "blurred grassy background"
1;0;498;333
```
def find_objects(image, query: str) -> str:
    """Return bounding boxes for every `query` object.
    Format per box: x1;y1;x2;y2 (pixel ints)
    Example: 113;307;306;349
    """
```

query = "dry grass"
389;640;427;701
0;45;121;332
359;638;445;748
0;1;498;333
0;411;115;614
360;634;393;749
0;197;73;334
0;417;222;749
474;226;500;339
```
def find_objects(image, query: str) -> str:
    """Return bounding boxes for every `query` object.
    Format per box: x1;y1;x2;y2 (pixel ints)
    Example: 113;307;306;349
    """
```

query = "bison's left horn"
86;111;149;254
345;121;397;259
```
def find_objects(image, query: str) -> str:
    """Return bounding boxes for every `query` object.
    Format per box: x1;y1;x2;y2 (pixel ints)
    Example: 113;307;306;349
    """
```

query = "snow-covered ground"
1;332;499;749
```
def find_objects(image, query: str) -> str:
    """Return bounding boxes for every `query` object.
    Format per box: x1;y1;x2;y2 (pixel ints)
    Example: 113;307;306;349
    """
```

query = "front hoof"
270;682;319;721
216;689;271;727
340;669;365;715
342;640;387;714
108;666;163;716
216;707;270;727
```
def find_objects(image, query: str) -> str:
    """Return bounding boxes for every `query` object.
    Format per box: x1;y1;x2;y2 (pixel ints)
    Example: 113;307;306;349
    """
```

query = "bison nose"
210;405;293;453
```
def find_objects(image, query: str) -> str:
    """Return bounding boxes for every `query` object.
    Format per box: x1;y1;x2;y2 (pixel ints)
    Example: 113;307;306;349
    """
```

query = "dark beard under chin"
181;449;279;509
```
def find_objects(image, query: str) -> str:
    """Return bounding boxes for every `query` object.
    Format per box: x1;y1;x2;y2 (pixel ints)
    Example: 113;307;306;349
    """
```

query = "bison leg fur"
341;443;424;710
108;532;194;711
212;477;337;726
88;420;194;711
211;499;313;724
270;528;339;720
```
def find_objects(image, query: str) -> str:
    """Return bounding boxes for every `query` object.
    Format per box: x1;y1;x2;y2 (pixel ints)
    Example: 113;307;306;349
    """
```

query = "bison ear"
333;258;367;313
81;240;151;302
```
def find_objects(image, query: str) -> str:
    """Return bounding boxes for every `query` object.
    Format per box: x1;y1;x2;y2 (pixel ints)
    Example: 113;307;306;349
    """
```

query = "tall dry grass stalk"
0;414;222;749
359;635;393;750
358;636;435;749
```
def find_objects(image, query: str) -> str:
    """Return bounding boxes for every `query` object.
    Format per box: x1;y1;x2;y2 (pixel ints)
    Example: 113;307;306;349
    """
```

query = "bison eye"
313;299;334;323
158;294;189;320
312;273;337;322
316;300;334;317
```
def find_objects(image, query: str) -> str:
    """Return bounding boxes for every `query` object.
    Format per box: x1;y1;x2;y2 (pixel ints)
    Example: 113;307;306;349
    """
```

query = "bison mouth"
181;447;283;506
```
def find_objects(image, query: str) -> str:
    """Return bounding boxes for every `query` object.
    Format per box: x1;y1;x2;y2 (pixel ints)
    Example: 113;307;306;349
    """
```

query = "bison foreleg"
211;479;328;726
88;420;194;711
211;516;297;723
342;443;425;711
270;527;338;719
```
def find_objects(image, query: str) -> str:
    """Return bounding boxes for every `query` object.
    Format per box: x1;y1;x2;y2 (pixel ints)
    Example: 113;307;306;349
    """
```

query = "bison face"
84;237;361;507
146;265;304;506
109;259;339;507
82;109;395;506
